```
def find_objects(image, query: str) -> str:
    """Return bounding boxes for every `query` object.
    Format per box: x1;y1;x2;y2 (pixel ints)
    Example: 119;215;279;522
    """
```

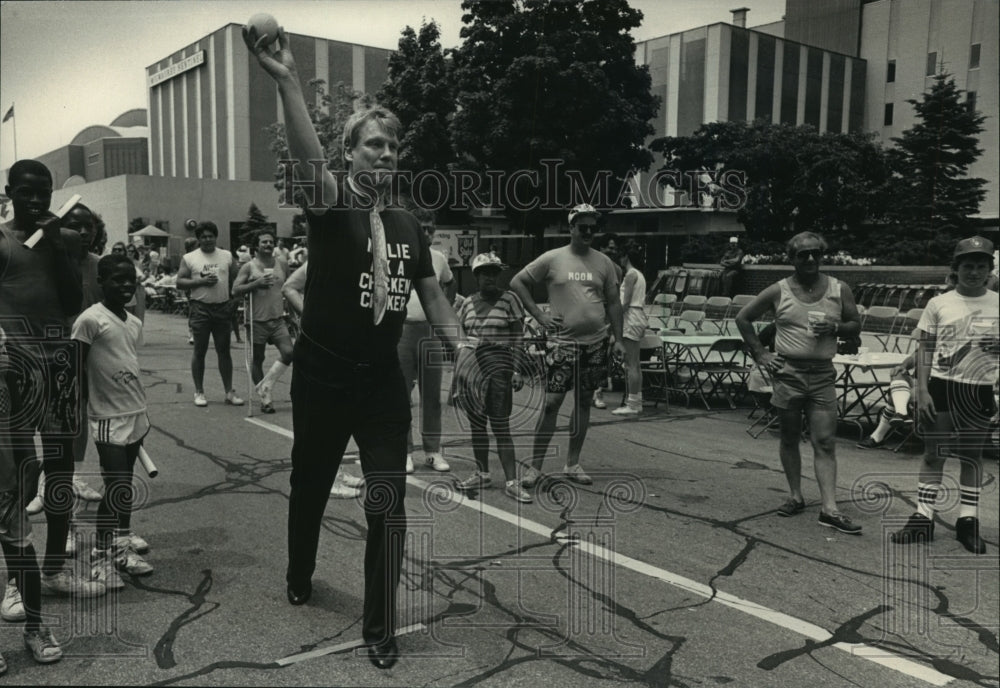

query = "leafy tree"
450;0;659;237
266;79;374;206
377;20;459;217
129;217;146;234
886;73;987;260
651;121;892;249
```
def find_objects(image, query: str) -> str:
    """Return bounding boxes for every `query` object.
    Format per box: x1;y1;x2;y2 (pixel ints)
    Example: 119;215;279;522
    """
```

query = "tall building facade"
860;0;998;219
146;23;392;184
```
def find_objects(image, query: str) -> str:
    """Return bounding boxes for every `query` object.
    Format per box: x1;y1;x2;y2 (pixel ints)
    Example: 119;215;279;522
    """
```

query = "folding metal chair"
861;305;900;351
684;338;748;410
638;333;670;410
704;296;732;334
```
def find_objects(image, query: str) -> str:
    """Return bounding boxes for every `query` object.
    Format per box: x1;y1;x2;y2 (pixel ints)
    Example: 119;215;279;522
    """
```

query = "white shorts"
90;412;150;446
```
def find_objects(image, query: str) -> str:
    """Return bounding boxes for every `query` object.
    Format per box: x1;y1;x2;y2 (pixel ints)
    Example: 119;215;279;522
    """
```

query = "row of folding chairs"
859;306;924;353
645;294;756;335
855;283;947;312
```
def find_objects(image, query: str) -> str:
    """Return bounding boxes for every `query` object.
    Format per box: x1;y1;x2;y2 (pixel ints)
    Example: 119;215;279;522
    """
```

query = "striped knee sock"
916;482;939;519
958;485;980;519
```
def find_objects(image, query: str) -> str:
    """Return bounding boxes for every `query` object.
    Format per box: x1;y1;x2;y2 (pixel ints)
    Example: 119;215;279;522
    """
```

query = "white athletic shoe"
425;452;450;472
339;473;365;489
405;454;414;474
1;581;25;622
193;392;208;407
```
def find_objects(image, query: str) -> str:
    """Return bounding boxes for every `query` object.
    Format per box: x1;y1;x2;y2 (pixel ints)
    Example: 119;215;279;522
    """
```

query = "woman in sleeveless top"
735;232;863;535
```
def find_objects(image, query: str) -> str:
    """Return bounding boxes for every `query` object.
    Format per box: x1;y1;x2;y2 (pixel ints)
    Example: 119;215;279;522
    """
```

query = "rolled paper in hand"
138;446;159;478
24;194;82;249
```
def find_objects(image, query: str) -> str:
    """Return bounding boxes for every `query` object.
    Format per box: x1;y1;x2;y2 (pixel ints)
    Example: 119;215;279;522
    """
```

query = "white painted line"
276;623;426;666
249;424;953;685
243;418;358;460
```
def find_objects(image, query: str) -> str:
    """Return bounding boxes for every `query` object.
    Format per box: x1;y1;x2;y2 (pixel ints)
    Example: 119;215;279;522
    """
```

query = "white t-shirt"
917;289;999;385
404;249;453;321
71;303;146;419
183;248;234;304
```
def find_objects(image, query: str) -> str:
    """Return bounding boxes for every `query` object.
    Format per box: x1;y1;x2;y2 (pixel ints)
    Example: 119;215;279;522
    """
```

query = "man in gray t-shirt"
510;204;625;488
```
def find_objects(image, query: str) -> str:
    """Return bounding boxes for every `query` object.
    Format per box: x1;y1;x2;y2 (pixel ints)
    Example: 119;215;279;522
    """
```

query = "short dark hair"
412;207;435;226
97;254;135;280
195;221;218;238
252;229;276;247
7;159;53;187
623;241;645;269
593;232;619;250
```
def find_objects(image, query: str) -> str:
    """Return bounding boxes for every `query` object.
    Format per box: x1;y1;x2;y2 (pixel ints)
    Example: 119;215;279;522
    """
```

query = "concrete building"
858;0;998;220
147;23;392;183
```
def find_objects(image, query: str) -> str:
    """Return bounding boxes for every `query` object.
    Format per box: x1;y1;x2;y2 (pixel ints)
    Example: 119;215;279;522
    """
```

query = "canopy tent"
131;225;170;238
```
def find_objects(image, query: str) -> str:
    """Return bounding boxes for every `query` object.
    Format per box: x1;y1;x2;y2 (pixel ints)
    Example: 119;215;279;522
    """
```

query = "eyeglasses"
795;249;823;261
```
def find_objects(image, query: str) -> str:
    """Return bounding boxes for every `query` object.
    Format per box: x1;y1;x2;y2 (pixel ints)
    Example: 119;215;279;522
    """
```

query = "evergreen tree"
241;202;271;232
888;74;987;252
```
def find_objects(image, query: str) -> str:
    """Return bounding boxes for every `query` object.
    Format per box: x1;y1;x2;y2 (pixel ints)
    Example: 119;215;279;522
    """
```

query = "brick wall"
684;263;953;296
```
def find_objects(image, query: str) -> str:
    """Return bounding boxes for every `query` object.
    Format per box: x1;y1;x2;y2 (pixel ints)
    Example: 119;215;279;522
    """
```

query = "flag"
1;105;12;123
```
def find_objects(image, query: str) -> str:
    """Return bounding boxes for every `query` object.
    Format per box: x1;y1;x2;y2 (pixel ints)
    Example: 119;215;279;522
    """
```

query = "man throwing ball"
244;21;476;670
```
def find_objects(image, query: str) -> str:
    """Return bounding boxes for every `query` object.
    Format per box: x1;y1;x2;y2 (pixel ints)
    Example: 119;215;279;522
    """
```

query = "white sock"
259;360;289;391
916;482;939;519
870;409;894;442
958;485;980;519
890;380;910;416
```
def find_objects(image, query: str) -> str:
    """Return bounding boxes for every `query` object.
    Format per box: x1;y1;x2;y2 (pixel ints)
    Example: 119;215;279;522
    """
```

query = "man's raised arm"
243;25;338;211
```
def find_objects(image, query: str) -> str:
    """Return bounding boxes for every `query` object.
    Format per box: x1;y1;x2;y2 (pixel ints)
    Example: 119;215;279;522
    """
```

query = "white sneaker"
26;494;44;515
592;391;607;409
73;477;103;501
90;553;125;591
40;569;105;597
124;532;149;554
339;473;365;488
505;480;533;503
425;452;450;472
1;581;25;622
65;532;77;557
224;390;245;406
405;454;414;474
106;538;153;576
193;392;208;407
330;483;361;499
611;405;640;416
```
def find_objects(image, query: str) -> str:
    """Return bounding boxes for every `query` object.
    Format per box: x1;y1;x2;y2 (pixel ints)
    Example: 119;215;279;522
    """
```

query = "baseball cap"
953;236;994;259
568;203;599;225
729;236;739;243
471;252;507;273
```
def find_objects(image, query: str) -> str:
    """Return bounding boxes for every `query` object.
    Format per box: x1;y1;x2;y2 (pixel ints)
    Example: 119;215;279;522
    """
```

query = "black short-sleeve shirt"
300;184;434;362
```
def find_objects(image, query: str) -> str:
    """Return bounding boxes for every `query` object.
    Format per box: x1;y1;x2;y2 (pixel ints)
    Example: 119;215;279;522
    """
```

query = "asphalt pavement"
1;310;997;687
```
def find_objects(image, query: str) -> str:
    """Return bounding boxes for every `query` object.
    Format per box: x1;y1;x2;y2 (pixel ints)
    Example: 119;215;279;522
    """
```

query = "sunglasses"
796;249;823;261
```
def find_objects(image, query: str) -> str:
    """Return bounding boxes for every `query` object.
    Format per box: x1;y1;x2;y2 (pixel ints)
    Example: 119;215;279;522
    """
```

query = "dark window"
967;91;977;111
780;42;800;124
755;35;776;122
883;103;894;126
969;43;981;69
803;48;823;129
926;52;937;76
728;28;749;122
887;60;896;82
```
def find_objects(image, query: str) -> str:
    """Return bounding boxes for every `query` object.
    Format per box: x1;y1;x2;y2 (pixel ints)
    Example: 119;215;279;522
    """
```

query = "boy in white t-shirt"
71;255;155;588
892;237;999;554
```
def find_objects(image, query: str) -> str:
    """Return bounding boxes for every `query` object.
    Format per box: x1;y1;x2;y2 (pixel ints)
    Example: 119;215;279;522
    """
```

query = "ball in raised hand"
247;13;279;45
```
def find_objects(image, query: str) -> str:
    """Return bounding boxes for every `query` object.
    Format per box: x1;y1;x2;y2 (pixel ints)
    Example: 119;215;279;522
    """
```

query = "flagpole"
11;103;16;161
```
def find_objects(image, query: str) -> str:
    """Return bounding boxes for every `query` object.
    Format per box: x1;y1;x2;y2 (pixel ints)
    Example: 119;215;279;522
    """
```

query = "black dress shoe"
286;582;311;606
890;512;934;544
367;638;399;670
956;516;987;554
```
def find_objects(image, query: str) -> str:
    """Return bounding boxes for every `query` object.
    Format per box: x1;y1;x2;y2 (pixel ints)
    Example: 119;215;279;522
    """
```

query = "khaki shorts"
623;308;648;342
251;318;292;347
770;360;838;413
91;412;150;446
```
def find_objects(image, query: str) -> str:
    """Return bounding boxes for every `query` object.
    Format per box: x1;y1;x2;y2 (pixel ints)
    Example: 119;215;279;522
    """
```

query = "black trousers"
287;335;410;645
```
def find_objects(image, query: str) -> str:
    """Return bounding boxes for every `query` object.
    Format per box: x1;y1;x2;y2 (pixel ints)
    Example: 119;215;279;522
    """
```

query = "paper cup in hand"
807;311;826;335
